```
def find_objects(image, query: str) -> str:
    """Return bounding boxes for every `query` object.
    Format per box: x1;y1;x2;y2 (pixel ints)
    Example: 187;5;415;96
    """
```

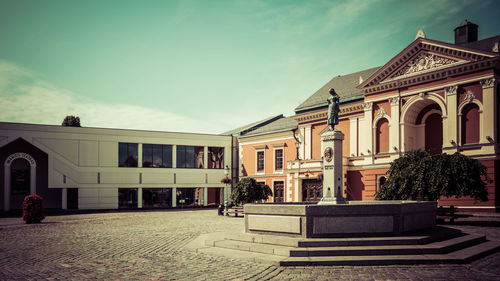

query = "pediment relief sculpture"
393;53;458;77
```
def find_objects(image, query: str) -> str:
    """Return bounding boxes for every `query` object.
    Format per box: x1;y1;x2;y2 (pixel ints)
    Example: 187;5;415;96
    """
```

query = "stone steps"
201;228;500;266
280;241;500;266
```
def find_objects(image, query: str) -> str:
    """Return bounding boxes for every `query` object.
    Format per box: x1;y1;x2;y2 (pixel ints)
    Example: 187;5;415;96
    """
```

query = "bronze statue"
327;88;340;129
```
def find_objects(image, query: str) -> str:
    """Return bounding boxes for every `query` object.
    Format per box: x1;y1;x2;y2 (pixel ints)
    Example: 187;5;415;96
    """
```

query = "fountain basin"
244;201;436;238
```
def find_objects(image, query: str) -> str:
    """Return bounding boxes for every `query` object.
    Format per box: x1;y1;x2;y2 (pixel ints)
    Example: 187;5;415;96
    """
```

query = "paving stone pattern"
1;210;499;280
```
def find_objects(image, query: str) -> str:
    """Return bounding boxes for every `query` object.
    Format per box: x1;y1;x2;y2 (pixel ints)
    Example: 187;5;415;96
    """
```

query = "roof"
241;116;297;137
221;115;285;136
460;35;500;52
294;66;380;114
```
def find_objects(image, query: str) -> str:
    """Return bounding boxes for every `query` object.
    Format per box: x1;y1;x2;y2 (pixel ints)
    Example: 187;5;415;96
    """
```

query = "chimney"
454;20;478;45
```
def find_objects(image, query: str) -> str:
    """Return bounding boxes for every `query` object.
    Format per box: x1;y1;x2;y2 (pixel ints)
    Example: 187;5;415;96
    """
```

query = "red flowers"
22;194;45;224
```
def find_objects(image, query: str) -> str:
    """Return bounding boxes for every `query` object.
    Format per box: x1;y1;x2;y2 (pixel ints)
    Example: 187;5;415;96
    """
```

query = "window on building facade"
142;188;172;208
274;149;283;171
119;143;138;167
256;150;265;172
177;146;204;168
208;147;224;169
143;144;172;168
273;181;284;203
118;188;137;208
375;118;389;154
461;103;480;144
376;175;387;192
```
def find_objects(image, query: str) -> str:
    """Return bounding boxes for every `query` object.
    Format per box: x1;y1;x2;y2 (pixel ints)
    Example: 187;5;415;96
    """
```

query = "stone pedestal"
319;129;346;205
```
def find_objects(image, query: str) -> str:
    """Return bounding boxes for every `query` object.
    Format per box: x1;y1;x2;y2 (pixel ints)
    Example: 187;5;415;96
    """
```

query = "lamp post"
224;165;230;214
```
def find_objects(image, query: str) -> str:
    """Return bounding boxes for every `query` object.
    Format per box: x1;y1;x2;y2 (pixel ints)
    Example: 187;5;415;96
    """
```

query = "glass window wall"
176;146;204;168
142;188;172;208
118;188;138;208
119;143;138;167
208;147;224;169
143;144;172;168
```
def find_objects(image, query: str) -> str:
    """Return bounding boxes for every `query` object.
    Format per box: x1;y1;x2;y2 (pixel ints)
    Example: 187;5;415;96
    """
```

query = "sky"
1;0;499;134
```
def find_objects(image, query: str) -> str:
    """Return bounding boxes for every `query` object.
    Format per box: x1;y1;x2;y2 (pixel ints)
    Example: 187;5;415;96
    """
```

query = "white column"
360;102;373;155
349;117;358;156
444;85;458;149
481;78;497;142
203;146;208;169
172;145;177;168
203;187;208;206
304;125;312;160
138;144;143;168
294;173;300;202
389;97;400;153
172;187;177;207
30;166;36;195
137;187;143;208
4;165;10;211
61;188;68;210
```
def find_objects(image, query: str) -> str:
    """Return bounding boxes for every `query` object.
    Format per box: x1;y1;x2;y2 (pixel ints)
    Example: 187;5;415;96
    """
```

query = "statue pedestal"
319;129;346;205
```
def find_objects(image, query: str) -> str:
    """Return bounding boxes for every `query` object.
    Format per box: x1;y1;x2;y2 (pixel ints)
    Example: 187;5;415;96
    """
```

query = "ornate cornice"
362;40;495;88
480;77;496;89
389;97;400;106
362;58;497;95
295;103;363;123
445;85;458;96
362;102;373;111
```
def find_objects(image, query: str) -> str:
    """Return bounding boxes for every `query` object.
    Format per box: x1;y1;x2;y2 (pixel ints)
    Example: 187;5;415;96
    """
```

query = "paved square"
1;209;499;280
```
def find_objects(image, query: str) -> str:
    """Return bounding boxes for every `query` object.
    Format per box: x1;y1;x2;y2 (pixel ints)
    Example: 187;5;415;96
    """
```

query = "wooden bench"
224;206;244;217
436;206;472;223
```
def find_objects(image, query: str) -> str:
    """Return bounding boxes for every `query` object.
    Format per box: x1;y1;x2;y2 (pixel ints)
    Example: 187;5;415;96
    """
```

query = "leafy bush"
22;194;45;224
375;150;489;201
231;177;272;205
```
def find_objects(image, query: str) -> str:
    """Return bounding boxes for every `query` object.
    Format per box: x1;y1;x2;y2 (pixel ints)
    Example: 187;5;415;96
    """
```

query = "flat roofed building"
0;122;235;211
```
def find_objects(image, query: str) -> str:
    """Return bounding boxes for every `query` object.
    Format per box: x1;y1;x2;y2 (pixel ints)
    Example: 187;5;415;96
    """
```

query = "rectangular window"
208;147;224;169
119;143;138;167
162;145;172;168
118;188;137;208
142;144;173;168
176;145;204;168
275;149;283;170
257;151;265;172
142;188;172;208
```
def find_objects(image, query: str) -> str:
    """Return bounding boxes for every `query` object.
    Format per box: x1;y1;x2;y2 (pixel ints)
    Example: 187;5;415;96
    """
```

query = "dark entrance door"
273;181;284;203
302;179;322;202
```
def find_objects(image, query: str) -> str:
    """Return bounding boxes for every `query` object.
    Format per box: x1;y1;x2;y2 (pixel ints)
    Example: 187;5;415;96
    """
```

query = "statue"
327;88;340;130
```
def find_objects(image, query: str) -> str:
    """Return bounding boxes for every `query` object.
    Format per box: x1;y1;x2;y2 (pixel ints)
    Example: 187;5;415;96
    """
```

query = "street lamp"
224;165;230;214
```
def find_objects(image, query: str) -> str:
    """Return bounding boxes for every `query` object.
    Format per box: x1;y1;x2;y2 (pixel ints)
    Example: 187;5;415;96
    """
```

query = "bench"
224;206;244;217
436;206;472;223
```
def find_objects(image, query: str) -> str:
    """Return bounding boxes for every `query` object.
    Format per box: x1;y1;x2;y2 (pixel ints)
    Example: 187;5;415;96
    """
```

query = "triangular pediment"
358;38;498;90
384;52;465;81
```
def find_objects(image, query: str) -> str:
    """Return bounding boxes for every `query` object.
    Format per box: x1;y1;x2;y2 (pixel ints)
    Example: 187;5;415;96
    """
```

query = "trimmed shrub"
22;194;45;224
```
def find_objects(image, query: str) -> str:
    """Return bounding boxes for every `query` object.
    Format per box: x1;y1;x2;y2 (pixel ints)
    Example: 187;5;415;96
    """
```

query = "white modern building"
0;122;236;211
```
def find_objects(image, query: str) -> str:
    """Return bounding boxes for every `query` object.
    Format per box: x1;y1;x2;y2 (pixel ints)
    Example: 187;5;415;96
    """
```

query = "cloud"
0;60;235;134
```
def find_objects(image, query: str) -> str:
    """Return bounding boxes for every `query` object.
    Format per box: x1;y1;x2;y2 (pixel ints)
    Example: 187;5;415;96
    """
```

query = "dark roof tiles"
294;66;380;113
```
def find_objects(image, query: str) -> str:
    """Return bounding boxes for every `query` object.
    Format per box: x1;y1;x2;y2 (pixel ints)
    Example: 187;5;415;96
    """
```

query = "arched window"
376;175;387;191
461;103;480;144
375;118;389;153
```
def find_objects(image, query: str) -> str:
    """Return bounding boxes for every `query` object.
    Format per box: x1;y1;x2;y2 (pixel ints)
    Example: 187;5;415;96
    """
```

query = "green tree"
375;150;489;201
62;115;81;127
231;177;272;205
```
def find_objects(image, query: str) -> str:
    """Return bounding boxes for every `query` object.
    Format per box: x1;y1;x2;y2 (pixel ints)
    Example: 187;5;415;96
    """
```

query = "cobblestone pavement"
0;210;499;280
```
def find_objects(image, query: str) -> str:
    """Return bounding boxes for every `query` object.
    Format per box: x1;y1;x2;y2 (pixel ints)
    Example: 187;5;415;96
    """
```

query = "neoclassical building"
0;122;236;211
234;21;499;211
